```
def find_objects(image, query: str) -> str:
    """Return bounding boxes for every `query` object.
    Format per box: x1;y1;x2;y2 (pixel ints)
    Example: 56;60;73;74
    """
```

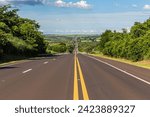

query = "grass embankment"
91;53;150;70
0;54;52;66
0;55;28;66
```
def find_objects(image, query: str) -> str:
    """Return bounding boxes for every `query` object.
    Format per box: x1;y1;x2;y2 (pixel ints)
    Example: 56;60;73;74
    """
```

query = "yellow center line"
73;54;79;100
76;57;89;100
73;54;89;100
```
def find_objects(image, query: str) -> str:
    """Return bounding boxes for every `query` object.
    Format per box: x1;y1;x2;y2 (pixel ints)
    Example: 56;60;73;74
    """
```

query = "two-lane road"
0;54;150;100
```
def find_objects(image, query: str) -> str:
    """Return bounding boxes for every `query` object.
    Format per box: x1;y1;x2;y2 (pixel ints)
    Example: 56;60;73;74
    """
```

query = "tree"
99;30;113;50
0;5;46;58
94;18;150;61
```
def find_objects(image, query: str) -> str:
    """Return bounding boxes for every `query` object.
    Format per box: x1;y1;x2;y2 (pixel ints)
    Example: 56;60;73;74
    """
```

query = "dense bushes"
0;5;46;59
46;42;74;54
78;36;99;54
51;43;67;53
78;18;150;62
78;42;98;53
97;18;150;61
66;44;74;53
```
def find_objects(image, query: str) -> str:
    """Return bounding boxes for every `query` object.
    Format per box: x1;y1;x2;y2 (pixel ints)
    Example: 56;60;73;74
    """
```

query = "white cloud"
0;0;8;5
144;5;150;10
55;0;91;9
55;0;66;7
0;0;91;9
0;0;50;6
74;0;91;9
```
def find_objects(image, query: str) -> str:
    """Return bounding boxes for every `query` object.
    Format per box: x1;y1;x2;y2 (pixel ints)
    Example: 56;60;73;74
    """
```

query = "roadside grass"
0;53;56;67
0;55;29;67
90;53;150;70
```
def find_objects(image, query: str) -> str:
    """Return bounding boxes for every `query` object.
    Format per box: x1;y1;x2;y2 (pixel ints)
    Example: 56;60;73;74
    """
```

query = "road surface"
0;54;150;100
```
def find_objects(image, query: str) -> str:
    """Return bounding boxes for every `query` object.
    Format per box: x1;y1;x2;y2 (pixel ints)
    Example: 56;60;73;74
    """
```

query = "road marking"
88;55;150;85
73;54;79;100
77;57;89;100
44;61;48;64
22;69;32;74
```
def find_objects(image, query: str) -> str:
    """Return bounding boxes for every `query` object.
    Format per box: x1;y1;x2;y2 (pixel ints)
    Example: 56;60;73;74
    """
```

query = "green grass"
91;53;150;70
0;55;31;67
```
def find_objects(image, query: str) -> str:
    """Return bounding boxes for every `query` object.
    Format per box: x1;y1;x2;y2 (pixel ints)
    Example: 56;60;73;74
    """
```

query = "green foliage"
46;42;75;54
78;18;150;62
0;22;10;33
78;36;99;54
99;30;113;50
0;5;46;59
96;18;150;61
67;44;74;53
45;35;75;54
47;43;67;53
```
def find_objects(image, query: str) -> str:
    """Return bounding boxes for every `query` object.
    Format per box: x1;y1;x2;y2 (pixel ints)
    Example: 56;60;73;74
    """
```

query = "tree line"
46;42;74;54
0;5;47;59
45;35;75;54
79;18;150;62
99;18;150;61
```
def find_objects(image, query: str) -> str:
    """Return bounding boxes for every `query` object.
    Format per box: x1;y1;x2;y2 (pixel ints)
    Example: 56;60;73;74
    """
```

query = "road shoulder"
90;54;150;70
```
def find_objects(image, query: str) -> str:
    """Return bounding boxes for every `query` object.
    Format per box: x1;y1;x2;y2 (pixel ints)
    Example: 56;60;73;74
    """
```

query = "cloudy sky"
0;0;150;34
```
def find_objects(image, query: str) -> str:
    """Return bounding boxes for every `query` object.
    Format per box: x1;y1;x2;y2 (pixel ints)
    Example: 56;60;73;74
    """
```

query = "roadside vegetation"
0;5;47;62
78;35;99;53
45;35;75;54
78;18;150;62
0;5;75;64
1;4;150;65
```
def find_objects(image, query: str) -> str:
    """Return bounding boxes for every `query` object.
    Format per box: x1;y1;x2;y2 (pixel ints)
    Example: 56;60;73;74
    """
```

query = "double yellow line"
73;54;89;100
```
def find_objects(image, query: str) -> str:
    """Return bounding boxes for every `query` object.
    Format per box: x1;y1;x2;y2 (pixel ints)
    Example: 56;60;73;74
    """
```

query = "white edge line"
22;69;32;74
86;55;150;85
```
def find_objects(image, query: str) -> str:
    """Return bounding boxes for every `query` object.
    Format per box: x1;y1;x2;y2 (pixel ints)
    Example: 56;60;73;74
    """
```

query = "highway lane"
0;53;150;100
0;54;74;100
88;55;150;83
78;54;150;100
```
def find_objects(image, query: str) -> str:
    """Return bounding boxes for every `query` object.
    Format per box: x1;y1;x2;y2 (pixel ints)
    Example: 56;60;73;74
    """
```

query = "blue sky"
0;0;150;34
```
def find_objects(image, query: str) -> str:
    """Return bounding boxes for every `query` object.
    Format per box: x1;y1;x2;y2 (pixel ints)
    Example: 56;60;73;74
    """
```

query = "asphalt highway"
0;54;150;100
